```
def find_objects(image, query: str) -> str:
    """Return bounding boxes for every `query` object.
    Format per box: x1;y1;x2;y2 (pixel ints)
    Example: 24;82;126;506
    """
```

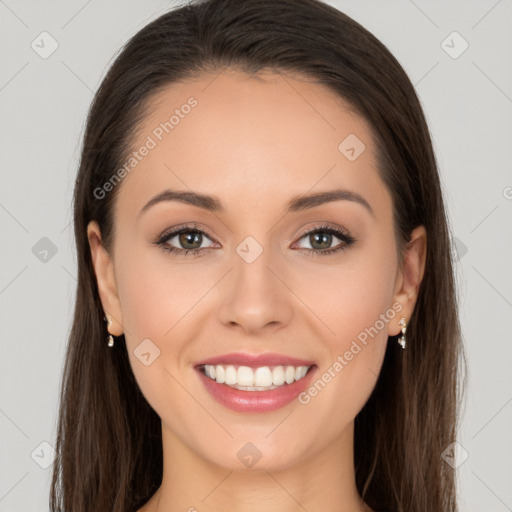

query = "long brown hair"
50;0;468;510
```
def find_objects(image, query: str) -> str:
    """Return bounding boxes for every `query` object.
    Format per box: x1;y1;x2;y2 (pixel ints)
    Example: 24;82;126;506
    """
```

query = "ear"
87;220;124;336
388;225;427;337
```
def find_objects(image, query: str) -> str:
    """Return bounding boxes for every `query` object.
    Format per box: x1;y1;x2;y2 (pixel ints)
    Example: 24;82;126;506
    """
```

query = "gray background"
1;1;511;511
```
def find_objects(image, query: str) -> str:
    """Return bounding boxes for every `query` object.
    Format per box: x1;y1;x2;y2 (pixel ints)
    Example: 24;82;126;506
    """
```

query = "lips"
195;352;315;368
196;365;316;412
194;352;317;412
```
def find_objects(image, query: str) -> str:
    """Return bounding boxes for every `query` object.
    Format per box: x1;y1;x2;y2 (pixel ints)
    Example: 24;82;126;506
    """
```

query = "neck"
144;420;373;512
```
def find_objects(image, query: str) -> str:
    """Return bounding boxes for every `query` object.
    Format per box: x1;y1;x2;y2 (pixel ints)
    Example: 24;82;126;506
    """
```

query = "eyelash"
154;223;356;258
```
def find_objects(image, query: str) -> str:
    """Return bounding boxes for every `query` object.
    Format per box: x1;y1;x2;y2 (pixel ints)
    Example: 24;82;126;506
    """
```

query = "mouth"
195;361;317;412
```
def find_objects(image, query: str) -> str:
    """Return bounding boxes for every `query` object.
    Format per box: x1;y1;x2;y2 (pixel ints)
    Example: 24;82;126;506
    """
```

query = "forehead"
114;69;390;221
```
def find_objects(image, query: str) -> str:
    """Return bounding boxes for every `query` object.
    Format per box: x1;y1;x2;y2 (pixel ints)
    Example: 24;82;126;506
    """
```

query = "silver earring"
105;315;114;348
398;317;407;349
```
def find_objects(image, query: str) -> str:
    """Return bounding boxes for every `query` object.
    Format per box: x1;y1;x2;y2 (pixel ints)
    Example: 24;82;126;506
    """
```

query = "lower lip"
196;366;317;413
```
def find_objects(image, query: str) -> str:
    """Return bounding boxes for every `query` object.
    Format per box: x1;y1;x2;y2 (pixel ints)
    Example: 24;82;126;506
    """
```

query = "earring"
105;315;114;348
398;317;407;349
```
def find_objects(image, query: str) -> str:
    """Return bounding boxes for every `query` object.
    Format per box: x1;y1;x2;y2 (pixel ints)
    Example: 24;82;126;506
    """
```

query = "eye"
154;223;217;257
293;224;356;256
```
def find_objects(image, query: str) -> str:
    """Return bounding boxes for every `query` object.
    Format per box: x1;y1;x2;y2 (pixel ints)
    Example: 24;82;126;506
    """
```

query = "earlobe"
389;225;427;336
86;221;124;336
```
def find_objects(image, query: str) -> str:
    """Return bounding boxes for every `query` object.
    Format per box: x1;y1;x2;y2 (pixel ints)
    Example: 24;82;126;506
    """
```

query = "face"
88;69;426;472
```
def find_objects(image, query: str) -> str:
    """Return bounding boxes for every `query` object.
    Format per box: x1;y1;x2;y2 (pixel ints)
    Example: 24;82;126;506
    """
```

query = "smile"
196;363;317;413
201;364;311;391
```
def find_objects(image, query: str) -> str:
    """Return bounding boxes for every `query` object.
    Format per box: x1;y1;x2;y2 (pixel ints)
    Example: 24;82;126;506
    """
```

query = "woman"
50;0;467;511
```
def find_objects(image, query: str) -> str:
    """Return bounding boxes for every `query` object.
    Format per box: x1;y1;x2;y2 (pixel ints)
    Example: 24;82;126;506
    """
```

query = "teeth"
203;364;311;390
272;367;285;386
284;365;295;384
255;366;273;387
225;365;237;385
215;365;225;383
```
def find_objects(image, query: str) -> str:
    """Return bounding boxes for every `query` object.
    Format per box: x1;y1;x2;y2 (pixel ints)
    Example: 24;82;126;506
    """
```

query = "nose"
217;243;294;335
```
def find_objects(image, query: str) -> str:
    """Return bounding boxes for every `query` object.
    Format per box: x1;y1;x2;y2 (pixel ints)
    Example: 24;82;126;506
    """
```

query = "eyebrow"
138;188;374;218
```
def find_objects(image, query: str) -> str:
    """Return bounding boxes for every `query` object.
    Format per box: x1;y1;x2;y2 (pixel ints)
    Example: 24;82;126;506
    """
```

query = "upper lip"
196;352;315;368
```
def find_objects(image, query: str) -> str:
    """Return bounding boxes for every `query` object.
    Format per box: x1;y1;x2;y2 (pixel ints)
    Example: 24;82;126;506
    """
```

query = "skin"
88;69;426;512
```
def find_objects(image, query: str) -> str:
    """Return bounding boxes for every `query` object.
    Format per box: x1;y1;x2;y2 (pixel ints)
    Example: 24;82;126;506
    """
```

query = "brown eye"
155;225;217;256
294;225;356;256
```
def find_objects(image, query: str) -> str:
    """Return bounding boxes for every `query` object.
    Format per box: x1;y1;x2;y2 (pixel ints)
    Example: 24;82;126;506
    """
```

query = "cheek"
115;240;209;341
114;248;205;426
114;243;216;398
289;240;397;410
292;242;397;348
